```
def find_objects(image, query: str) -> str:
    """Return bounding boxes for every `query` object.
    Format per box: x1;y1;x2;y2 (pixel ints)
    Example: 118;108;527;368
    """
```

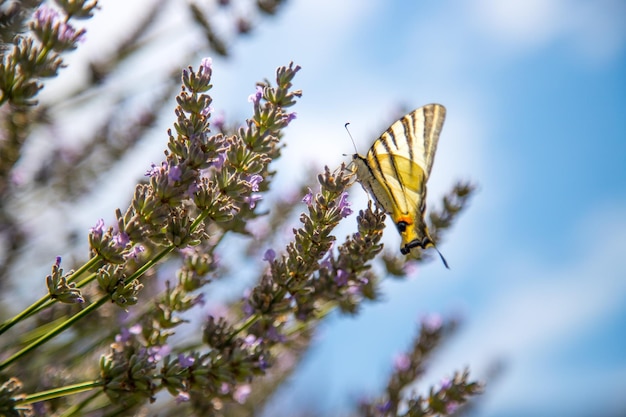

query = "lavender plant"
0;2;481;416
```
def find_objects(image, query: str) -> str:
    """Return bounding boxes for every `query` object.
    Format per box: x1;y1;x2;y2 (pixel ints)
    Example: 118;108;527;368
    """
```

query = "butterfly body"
352;103;448;267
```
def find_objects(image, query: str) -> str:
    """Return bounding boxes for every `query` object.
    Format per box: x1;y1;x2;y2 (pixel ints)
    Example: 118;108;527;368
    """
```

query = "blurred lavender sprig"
359;316;483;417
0;1;90;159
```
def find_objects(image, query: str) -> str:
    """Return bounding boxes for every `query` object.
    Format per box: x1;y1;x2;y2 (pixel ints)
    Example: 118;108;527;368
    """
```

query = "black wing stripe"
400;113;416;163
367;141;404;211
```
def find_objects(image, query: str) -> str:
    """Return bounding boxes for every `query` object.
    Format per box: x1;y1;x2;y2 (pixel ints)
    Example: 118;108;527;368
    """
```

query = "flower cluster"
92;60;304;411
0;3;91;107
0;2;94;201
45;256;84;304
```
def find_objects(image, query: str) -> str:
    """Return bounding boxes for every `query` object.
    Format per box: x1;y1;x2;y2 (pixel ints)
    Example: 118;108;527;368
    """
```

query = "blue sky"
45;0;626;415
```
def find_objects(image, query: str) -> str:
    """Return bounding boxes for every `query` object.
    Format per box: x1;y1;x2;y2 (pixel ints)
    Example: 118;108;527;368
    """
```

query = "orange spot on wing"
395;216;413;225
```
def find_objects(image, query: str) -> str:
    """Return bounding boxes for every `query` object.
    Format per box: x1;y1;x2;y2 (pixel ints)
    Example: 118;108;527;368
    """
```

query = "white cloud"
423;201;626;415
471;0;567;48
469;0;626;63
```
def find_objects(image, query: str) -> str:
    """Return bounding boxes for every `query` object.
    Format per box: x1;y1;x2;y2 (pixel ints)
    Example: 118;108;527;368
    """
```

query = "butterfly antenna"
434;246;450;269
344;122;359;155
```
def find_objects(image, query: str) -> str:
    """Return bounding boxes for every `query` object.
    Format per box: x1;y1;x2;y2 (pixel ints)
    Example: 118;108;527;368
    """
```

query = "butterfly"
351;103;449;268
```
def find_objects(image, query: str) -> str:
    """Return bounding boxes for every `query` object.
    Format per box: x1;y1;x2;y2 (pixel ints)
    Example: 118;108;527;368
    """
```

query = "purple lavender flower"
145;162;162;177
147;344;171;363
242;289;254;317
263;248;276;263
265;325;286;343
376;400;392;413
90;219;105;239
233;384;251;403
219;383;230;394
186;181;199;197
247;174;263;192
248;86;263;104
175;391;190;404
178;353;196;368
168;164;182;182
244;334;258;346
283;112;297;125
113;231;130;248
320;246;333;269
446;401;459;414
335;269;348;286
302;187;313;206
338;192;353;218
34;6;85;46
124;245;145;260
393;353;412;372
200;57;212;74
245;193;262;209
55;256;62;268
57;21;85;43
201;105;214;117
421;313;443;332
33;6;59;27
115;323;142;343
211;152;227;170
190;292;206;307
440;377;452;390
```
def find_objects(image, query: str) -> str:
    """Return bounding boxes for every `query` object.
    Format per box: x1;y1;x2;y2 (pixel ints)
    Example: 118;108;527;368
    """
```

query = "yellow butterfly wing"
352;103;448;267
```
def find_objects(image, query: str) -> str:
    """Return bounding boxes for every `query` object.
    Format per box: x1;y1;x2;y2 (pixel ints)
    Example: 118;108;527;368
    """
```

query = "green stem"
58;391;102;417
0;295;49;336
16;381;102;405
0;296;108;371
122;245;174;287
0;247;174;371
71;255;102;284
0;256;101;336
